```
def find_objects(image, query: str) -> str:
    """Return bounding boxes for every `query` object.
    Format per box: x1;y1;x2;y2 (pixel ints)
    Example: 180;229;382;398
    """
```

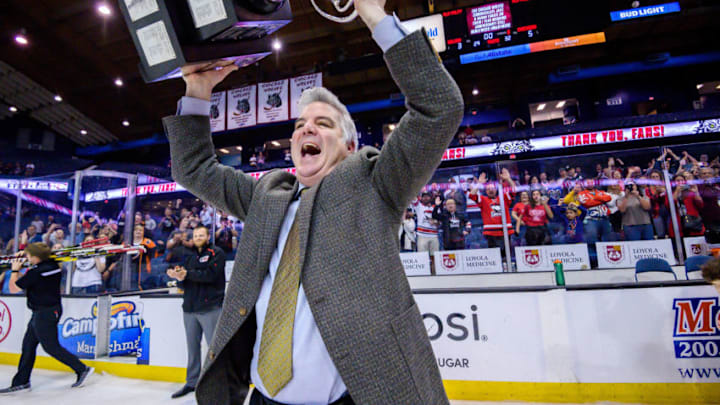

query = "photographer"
166;226;226;398
617;182;653;241
159;208;179;241
671;174;704;238
215;215;237;255
0;243;93;393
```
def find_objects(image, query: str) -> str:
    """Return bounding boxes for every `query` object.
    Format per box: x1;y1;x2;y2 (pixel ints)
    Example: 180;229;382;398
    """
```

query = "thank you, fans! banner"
209;91;226;132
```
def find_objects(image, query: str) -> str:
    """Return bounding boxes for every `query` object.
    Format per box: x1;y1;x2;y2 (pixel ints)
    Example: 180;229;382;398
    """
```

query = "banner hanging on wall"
290;73;323;119
258;79;289;124
209;91;226;132
227;85;257;130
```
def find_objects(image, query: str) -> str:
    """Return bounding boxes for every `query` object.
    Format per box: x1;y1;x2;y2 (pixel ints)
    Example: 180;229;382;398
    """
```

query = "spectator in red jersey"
511;191;530;244
521;190;554;245
469;168;515;250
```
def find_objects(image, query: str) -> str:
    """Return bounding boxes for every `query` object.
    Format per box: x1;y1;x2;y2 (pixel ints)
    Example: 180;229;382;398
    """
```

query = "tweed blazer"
163;29;463;405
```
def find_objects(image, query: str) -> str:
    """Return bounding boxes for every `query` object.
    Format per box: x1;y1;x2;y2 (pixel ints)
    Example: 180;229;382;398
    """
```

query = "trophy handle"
333;0;354;13
310;0;358;23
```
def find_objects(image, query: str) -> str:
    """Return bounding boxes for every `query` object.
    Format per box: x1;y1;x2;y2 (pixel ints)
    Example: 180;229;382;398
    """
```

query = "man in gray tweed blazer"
162;1;463;403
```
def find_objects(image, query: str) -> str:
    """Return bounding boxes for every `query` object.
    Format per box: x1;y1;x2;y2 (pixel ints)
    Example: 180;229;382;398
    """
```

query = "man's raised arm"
162;61;256;221
364;2;464;213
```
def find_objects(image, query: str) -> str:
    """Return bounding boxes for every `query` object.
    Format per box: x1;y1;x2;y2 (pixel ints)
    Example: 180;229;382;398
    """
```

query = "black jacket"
180;244;226;313
432;206;469;247
15;260;62;310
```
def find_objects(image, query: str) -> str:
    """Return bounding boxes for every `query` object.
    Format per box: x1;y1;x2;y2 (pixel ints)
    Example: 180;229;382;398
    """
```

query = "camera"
118;0;293;82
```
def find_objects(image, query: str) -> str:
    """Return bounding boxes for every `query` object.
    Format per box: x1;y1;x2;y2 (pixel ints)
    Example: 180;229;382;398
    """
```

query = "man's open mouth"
301;142;321;157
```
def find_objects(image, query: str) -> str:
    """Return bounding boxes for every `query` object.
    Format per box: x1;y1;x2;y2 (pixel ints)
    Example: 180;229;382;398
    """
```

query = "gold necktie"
257;216;301;396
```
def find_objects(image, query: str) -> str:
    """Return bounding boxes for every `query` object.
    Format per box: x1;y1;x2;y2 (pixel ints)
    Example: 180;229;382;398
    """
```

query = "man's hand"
500;168;511;181
11;253;25;271
175;267;187;281
181;60;239;101
355;0;387;31
478;172;488;184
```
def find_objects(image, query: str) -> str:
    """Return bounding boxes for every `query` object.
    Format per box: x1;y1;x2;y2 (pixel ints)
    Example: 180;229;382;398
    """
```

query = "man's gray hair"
298;87;358;151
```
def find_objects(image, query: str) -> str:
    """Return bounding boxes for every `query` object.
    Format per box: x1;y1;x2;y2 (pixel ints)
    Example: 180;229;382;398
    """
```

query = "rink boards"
1;284;719;403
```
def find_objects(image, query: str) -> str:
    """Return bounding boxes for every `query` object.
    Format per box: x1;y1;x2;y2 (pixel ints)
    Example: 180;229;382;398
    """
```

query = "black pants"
249;389;355;405
12;306;86;386
525;226;548;246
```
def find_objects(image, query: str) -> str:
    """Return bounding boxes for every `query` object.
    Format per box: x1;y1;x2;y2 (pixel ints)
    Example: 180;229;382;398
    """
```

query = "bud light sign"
673;297;720;359
57;299;151;364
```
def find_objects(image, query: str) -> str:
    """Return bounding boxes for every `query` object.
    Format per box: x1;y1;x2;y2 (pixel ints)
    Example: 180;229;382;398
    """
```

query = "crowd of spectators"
0;201;242;295
401;148;720;264
0;161;36;177
1;146;720;294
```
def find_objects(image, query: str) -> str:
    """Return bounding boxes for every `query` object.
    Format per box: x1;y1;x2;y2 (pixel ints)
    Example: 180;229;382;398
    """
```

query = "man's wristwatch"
11;270;19;273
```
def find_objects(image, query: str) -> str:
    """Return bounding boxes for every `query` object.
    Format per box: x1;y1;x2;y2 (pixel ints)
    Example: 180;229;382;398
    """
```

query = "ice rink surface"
0;364;639;405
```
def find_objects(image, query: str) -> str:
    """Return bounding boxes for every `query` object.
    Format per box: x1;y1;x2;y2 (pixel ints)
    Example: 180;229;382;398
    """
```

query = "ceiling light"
235;146;243;151
14;34;28;46
697;84;704;89
272;40;281;51
80;129;88;135
388;124;396;131
114;78;123;87
54;95;63;102
97;4;112;16
472;88;479;96
219;148;229;154
271;141;281;147
122;120;130;127
649;96;654;100
716;84;720;90
556;101;566;108
9;106;18;112
537;103;546;111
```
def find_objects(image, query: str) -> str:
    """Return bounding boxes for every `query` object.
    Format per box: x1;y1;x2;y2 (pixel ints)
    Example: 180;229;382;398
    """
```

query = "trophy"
118;0;360;83
118;0;293;82
310;0;357;24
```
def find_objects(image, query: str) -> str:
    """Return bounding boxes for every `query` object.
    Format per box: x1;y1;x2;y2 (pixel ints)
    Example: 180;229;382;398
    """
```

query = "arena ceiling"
0;0;718;146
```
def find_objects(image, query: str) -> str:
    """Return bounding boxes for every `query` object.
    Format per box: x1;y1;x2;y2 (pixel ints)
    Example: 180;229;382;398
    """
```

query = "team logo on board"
442;254;457;271
523;249;540;267
605;245;623;263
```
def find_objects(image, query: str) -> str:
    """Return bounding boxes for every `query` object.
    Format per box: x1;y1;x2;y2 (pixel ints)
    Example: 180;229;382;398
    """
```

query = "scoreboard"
443;0;541;55
440;0;609;64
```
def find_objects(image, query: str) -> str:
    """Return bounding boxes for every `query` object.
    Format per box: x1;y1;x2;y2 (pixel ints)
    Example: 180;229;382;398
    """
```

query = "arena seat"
635;258;676;282
684;255;712;280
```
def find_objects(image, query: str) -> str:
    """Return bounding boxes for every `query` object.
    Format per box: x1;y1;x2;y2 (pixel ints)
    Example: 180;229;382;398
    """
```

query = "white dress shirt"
178;14;409;404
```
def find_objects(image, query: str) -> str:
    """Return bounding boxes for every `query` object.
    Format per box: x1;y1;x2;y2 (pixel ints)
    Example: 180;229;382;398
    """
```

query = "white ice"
0;364;629;405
